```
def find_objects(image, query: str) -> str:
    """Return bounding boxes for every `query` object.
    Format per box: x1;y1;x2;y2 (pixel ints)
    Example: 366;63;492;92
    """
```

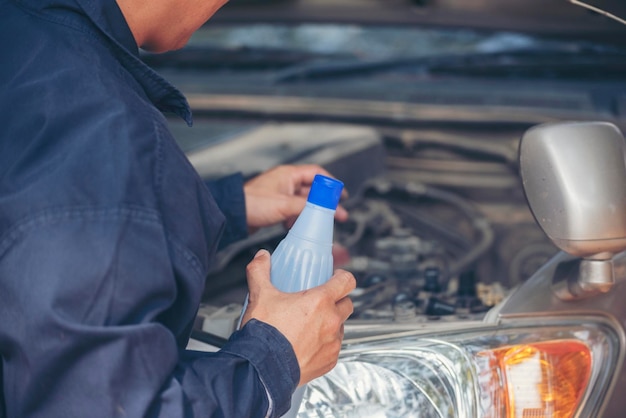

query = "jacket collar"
78;0;194;125
15;0;193;125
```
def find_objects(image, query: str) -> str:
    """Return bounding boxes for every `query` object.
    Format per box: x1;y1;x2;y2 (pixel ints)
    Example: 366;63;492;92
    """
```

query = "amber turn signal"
480;340;592;418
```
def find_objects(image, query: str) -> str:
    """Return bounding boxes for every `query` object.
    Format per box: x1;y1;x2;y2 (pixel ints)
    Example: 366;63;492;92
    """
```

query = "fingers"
316;269;356;302
289;165;348;194
335;205;349;222
287;165;350;216
282;194;308;217
295;185;311;198
289;164;333;187
302;165;349;200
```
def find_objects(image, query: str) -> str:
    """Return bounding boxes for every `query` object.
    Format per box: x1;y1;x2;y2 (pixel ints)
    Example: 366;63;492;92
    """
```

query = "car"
142;1;626;416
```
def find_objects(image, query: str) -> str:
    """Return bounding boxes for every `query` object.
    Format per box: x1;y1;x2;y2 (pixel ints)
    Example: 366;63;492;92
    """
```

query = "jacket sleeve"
204;173;249;250
0;209;299;418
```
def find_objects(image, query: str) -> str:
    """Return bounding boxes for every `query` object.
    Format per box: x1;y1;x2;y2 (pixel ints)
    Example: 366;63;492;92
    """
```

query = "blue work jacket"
0;0;299;417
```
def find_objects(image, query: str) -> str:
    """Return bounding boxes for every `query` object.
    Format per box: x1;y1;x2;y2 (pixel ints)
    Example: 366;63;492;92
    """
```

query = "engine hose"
368;178;495;276
449;216;494;276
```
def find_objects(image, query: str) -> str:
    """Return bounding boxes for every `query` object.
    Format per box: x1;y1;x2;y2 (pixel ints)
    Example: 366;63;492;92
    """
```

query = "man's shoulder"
0;33;166;239
2;0;149;111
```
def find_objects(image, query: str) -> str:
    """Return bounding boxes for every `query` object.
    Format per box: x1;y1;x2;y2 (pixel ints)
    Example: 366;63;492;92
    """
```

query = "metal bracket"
552;258;615;301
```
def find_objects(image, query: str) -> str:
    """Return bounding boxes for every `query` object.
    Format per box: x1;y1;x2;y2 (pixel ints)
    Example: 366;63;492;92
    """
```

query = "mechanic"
0;0;355;417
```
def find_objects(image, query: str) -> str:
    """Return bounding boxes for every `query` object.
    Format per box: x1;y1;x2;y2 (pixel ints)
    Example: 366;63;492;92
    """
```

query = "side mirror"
520;121;626;259
520;121;626;297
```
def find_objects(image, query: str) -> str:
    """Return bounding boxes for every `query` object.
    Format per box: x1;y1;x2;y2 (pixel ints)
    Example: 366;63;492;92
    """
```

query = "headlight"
298;316;622;417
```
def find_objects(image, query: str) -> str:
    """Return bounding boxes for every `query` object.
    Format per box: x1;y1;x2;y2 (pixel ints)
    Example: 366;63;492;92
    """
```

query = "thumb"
245;249;273;299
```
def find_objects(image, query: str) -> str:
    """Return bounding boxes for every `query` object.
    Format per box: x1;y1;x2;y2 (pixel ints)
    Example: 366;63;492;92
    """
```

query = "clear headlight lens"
298;316;621;418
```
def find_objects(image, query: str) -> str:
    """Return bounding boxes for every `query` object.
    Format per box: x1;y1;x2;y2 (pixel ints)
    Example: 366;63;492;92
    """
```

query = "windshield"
142;22;626;82
191;24;535;58
185;23;613;59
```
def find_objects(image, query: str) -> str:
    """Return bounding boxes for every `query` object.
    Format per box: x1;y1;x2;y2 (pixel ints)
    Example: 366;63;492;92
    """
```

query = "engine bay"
173;120;559;336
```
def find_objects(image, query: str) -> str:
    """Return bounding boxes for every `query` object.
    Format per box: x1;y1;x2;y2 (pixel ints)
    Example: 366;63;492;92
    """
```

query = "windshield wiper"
141;45;353;70
272;46;626;82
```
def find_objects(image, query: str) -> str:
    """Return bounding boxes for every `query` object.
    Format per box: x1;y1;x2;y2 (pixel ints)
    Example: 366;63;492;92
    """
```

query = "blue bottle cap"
307;174;344;210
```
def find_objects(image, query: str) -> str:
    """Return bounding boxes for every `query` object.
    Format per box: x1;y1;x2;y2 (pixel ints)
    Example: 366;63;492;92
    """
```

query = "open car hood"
214;0;626;45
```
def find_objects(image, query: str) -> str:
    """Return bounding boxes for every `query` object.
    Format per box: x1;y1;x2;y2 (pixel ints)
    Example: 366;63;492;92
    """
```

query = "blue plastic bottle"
273;174;343;418
270;174;343;292
240;174;344;418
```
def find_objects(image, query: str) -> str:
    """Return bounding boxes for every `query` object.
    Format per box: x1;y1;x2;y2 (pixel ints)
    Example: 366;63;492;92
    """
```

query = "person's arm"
0;210;297;418
179;319;298;417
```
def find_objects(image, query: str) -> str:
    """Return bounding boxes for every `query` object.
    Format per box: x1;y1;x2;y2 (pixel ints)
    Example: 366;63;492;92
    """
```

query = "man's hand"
243;165;349;232
240;250;355;386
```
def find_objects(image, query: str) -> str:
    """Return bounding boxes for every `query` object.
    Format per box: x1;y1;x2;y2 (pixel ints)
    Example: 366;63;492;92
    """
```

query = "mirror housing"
520;121;626;261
